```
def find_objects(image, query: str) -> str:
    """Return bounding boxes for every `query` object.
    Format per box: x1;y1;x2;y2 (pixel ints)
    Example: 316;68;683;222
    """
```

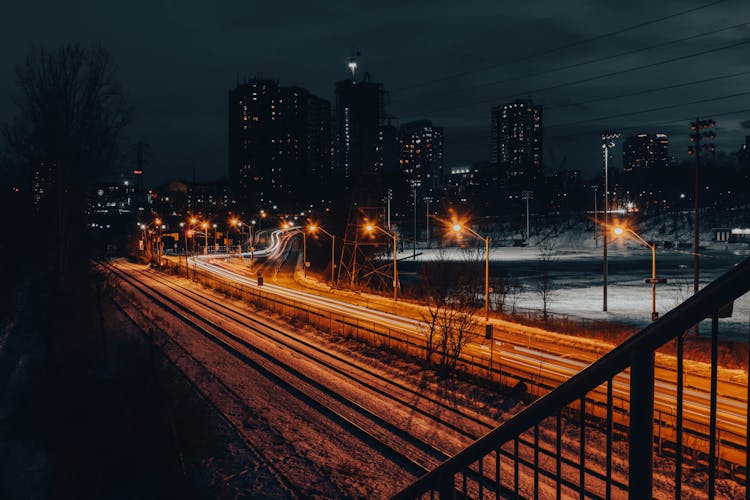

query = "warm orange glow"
201;222;208;229
614;227;624;236
231;218;239;226
308;225;318;232
190;218;197;224
154;218;161;225
365;224;374;232
452;223;462;232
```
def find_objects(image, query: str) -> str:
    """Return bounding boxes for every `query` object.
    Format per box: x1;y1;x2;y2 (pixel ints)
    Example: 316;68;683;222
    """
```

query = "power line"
390;22;748;105
398;36;750;121
545;105;750;141
391;0;733;94
545;69;750;111
545;89;750;129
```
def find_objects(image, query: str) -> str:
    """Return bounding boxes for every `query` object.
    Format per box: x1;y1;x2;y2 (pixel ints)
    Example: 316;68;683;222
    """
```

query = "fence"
394;256;750;499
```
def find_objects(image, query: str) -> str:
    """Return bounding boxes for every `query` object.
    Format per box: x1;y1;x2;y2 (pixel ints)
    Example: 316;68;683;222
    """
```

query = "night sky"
2;0;749;185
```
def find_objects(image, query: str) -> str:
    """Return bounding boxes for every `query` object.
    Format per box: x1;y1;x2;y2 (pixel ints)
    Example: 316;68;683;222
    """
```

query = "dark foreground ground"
0;275;286;499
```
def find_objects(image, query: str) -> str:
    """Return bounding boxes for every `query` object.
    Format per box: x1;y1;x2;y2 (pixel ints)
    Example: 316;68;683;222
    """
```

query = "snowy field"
394;234;750;340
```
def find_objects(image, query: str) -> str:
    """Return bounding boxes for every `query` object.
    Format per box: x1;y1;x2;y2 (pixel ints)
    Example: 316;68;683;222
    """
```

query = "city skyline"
2;0;749;186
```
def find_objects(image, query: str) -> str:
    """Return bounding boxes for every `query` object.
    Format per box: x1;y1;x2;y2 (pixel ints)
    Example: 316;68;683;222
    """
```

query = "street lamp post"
592;185;599;248
386;188;393;230
522;190;533;242
424;196;433;248
308;225;336;285
412;182;418;259
213;223;218;252
614;227;661;321
601;131;620;312
452;224;490;322
365;224;398;300
201;222;209;254
302;229;308;277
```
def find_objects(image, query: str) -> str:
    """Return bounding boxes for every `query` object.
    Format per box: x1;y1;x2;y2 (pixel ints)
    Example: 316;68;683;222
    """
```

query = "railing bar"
708;312;719;500
579;397;586;500
495;448;500;500
606;378;613;500
514;437;519;496
676;331;684;500
479;458;484;499
556;410;562;500
497;444;617;496
534;424;539;500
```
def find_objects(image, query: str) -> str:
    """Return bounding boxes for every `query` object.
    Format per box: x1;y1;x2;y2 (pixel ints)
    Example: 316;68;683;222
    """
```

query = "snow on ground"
393;232;750;340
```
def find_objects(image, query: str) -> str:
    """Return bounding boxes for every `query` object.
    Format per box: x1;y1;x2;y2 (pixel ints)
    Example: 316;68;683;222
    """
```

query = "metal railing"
393;256;750;499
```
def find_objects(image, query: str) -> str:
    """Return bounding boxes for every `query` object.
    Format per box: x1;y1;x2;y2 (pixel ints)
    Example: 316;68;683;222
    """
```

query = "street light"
364;223;399;300
201;222;209;254
308;225;336;285
614;226;662;321
452;223;490;322
601;130;620;312
231;217;256;264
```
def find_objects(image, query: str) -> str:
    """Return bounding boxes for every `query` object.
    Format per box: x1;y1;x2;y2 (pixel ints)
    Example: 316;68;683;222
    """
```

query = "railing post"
629;349;654;499
438;474;455;500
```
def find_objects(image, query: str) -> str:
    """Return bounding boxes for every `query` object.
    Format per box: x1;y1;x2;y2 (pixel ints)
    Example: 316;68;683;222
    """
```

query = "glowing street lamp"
201;222;209;254
308;225;336;285
231;217;256;263
614;226;663;321
365;224;399;300
452;223;491;322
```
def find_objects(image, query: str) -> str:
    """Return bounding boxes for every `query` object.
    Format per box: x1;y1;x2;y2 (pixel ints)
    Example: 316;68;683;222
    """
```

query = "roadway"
179;228;748;468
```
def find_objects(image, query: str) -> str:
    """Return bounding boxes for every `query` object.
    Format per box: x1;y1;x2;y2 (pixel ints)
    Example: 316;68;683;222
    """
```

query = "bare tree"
421;299;479;377
535;240;558;321
420;250;480;376
3;43;132;284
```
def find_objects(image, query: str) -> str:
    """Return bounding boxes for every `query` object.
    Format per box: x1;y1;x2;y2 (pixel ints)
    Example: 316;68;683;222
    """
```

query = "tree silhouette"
2;43;132;284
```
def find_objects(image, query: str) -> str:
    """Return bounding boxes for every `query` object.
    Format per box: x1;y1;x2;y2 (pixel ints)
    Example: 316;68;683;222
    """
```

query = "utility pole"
593;185;599;248
522;190;533;242
412;181;419;259
688;118;716;302
386;188;392;230
424;196;432;248
601;131;620;312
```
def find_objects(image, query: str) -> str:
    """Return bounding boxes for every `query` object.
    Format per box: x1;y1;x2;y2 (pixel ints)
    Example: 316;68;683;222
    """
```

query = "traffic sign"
644;277;668;284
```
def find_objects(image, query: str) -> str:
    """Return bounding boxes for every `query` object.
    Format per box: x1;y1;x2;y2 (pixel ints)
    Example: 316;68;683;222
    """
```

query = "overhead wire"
397;36;750;121
390;0;733;94
390;22;748;105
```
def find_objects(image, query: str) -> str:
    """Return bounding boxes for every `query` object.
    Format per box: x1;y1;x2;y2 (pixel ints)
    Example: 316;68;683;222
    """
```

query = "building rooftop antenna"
346;50;360;80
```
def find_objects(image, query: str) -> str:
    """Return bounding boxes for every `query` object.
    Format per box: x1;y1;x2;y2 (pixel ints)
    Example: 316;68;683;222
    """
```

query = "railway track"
107;294;306;498
104;260;648;496
102;260;505;494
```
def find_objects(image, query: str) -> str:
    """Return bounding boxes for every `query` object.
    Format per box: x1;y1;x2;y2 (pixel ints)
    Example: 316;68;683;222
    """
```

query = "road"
179;229;749;470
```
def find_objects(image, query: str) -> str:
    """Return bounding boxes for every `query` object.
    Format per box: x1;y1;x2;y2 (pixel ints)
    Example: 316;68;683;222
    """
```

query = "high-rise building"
622;133;669;173
334;73;384;198
399;120;444;196
228;79;331;210
490;99;543;188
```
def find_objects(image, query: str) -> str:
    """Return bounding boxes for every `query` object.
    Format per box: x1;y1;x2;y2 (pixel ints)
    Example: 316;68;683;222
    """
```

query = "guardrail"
393;256;750;499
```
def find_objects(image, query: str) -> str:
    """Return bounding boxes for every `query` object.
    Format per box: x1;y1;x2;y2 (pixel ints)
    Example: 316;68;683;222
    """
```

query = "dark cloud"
741;120;750;129
1;0;749;183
